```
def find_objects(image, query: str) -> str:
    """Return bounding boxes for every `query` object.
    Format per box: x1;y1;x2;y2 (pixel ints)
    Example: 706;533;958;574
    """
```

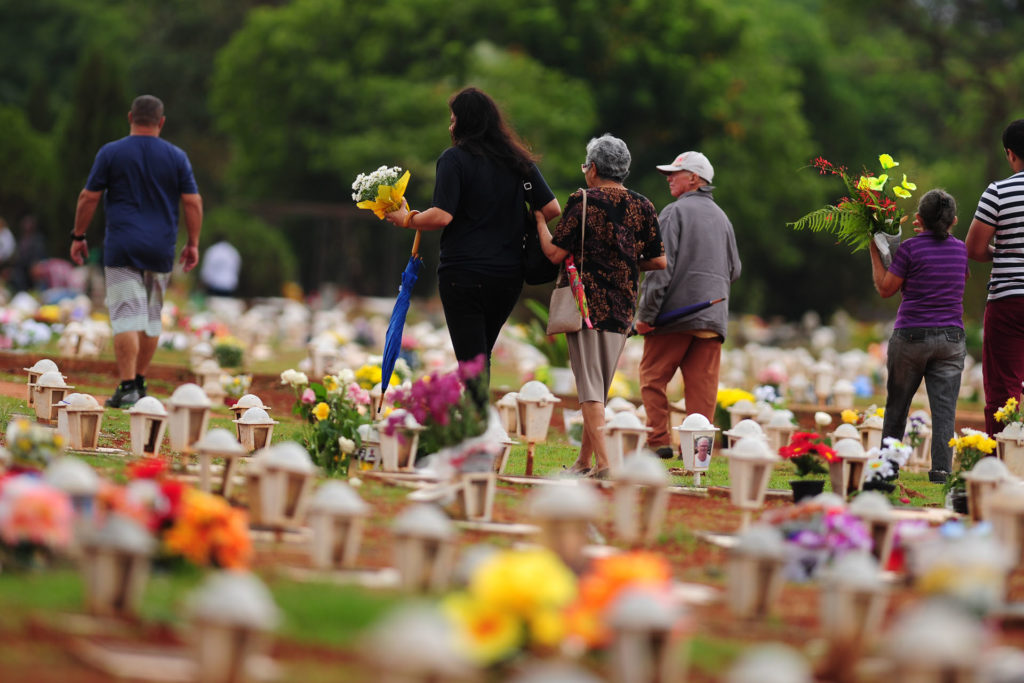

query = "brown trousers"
639;332;722;447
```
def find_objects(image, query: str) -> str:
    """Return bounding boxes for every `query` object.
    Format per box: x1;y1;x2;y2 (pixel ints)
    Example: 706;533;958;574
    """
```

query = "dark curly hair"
916;189;957;239
448;87;535;175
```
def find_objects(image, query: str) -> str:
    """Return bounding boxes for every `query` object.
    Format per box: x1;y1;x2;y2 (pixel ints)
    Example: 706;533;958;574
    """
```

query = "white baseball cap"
656;151;714;182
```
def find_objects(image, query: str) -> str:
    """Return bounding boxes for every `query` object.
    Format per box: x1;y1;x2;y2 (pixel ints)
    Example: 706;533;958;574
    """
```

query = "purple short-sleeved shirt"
887;233;967;329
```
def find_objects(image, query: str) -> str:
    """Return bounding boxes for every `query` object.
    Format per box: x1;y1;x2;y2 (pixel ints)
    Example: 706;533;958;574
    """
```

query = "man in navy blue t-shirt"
71;95;203;407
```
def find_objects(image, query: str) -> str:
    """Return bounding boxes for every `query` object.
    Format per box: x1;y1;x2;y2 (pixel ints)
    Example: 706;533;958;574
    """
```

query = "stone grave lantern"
34;370;72;423
55;392;80;443
365;606;474;683
187;571;280;683
308;339;338;379
613;451;670;546
516;380;560;476
788;372;811;404
884;601;984;682
189;341;213;370
353;423;380;470
723;437;781;529
496;391;519;435
829;439;871;497
602;411;651;475
491;426;517;475
832;378;856;410
127;396;168;456
674;412;721;487
859;414;885;451
819;551;889;649
192;428;247;497
45;456;100;535
230;393;270;424
723;419;767;448
987;483;1024;569
726;399;758;432
905;410;932;473
507;663;602;683
378;409;423;472
753;403;775;429
668;398;687;447
24;358;59;407
166;383;212;453
830;422;860;444
61;393;104;450
247;441;317;528
58;320;85;356
391;503;458;592
726;644;813;683
995;422;1024;478
962;456;1012;522
307;480;370;569
455;465;497;524
607;588;688;683
811;360;834;406
726;524;788;619
848;491;897;568
234;407;279;452
194;357;222;389
80;514;156;617
528;482;602;572
764;411;796;453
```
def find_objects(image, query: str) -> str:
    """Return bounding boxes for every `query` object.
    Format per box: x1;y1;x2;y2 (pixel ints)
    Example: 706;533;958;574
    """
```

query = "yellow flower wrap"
356;170;411;219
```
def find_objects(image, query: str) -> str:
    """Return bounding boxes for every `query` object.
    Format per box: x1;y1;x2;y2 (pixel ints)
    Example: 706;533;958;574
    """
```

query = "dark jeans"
983;296;1024;435
438;269;522;390
882;326;966;474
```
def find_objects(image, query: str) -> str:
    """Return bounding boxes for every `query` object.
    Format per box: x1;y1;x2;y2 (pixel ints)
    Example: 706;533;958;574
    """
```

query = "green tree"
0;105;55;219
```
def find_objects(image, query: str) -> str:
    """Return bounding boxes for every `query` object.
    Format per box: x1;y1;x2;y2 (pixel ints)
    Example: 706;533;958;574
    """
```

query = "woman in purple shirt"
869;189;968;484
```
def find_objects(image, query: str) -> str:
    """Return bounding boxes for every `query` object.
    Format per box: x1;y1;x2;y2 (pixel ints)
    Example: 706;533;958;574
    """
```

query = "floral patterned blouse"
551;187;663;334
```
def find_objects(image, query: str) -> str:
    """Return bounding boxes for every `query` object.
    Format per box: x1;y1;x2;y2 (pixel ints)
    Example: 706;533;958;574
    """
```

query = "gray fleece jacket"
636;185;741;339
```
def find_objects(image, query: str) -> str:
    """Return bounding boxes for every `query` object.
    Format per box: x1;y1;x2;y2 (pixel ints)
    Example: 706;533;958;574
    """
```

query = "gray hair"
130;95;164;126
585;134;631;183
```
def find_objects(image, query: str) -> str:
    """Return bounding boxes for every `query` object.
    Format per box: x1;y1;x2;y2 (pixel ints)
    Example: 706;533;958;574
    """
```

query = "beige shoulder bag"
546;189;586;335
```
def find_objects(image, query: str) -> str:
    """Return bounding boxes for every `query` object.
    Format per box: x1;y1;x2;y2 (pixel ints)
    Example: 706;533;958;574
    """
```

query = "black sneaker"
655;446;674;459
105;383;141;408
928;470;949;484
135;374;147;398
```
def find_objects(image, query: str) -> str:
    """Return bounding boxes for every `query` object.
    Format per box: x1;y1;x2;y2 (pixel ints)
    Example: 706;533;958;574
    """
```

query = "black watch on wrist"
70;231;86;242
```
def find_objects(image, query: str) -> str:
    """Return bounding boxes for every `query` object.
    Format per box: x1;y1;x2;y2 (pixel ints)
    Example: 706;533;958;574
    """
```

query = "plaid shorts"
104;267;169;336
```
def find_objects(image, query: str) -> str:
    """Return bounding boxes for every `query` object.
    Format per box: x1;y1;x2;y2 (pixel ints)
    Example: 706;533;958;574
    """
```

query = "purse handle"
557;189;587;287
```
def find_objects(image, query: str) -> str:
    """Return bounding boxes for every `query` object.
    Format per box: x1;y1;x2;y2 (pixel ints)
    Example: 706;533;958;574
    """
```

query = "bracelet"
402;209;420;228
70;231;87;242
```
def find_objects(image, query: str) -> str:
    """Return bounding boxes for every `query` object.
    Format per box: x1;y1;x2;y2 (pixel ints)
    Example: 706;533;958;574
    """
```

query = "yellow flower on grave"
312;402;330;422
443;593;523;665
878;154;899;169
841;409;860;425
528;609;567;648
900;174;917;191
471;548;577;618
893;185;911;198
716;388;756;409
322;375;338;393
607;371;631;398
874;407;885;418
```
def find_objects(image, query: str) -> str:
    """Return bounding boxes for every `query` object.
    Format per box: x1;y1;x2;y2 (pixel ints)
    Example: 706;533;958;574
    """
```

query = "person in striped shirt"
870;189;968;484
966;118;1024;435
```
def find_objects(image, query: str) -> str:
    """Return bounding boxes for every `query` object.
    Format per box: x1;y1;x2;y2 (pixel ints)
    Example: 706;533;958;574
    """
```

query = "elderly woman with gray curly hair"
535;134;666;478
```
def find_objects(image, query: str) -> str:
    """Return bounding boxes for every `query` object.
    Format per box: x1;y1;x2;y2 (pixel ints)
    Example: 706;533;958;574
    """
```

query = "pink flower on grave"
0;477;74;549
346;382;370;406
301;388;316;404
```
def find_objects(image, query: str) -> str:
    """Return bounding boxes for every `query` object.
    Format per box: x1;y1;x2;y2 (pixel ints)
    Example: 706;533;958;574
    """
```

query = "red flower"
127;457;169;481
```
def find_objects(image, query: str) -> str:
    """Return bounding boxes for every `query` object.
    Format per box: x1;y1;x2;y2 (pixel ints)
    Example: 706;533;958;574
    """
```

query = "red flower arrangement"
779;431;838;478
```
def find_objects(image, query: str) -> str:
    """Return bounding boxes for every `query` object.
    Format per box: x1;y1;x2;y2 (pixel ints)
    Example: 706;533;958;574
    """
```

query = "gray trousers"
881;326;966;474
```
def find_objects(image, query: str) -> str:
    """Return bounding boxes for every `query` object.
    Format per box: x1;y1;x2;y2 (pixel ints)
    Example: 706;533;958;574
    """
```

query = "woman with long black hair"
386;87;560;391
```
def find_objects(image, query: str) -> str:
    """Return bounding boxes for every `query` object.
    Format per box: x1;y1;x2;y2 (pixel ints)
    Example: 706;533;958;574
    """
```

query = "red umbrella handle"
411;230;422;257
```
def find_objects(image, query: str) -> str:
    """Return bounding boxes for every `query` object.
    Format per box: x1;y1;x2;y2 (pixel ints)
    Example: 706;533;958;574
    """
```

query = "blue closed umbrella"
654;297;726;326
379;231;422;411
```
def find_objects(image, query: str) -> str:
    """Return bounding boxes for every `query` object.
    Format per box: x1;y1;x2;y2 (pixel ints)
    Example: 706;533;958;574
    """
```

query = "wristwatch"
70;230;86;242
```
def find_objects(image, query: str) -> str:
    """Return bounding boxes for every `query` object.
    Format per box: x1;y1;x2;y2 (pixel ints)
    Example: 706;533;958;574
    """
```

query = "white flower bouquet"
352;165;410;219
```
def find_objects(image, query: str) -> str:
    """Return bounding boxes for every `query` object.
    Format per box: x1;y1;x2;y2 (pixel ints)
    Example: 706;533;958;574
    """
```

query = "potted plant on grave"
212;337;245;369
944;428;998;514
862;437;913;496
385;356;489;462
779;431;839;502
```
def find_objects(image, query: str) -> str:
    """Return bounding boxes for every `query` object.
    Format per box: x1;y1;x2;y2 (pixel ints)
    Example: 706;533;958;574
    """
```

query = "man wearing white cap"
636;151;741;459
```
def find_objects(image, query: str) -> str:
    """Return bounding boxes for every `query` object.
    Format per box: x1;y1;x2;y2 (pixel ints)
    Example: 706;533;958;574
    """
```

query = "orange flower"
164;489;252;569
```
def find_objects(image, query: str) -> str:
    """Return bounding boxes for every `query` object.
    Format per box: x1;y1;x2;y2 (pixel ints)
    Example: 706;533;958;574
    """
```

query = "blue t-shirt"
85;135;199;272
888;233;967;329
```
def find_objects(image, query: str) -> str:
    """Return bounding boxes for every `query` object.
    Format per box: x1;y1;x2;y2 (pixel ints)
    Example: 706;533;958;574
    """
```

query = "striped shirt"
888;234;967;328
974;170;1024;300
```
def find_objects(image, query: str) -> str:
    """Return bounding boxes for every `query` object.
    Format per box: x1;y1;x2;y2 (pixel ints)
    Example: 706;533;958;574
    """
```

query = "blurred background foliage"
1;0;1022;319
